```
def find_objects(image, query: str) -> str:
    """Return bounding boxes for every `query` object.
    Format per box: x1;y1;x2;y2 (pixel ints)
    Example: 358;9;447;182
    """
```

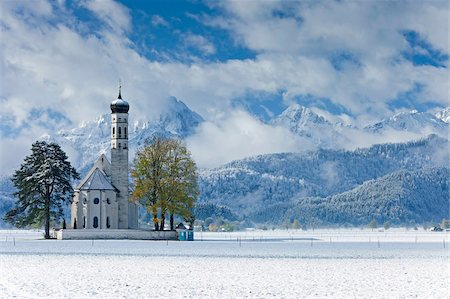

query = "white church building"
70;89;138;230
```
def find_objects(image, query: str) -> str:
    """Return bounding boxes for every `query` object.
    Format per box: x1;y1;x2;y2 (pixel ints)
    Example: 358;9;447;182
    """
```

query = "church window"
106;198;111;204
106;217;110;228
94;198;99;204
124;127;127;138
93;217;99;228
112;127;115;136
83;216;86;229
118;127;121;138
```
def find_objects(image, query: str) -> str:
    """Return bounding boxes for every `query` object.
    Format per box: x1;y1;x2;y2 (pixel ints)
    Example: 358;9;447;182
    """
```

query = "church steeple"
110;88;131;228
110;84;129;113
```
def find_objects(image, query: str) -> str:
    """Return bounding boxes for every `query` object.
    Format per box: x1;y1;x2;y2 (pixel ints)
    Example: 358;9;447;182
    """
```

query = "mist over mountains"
1;98;449;227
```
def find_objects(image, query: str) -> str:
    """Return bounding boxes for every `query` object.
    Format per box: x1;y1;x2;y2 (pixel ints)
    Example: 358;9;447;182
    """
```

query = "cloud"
186;110;309;168
183;33;216;55
151;15;169;27
82;0;131;33
0;0;447;175
206;0;448;117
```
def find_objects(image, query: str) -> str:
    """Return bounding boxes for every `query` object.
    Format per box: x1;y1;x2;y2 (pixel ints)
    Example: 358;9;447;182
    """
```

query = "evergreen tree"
4;141;79;239
131;137;198;231
293;219;300;229
368;219;378;230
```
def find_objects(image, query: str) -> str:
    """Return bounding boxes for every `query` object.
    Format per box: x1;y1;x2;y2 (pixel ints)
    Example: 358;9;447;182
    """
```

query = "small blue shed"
176;223;194;241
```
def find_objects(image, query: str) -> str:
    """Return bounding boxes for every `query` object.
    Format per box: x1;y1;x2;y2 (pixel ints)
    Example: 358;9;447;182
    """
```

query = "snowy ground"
0;229;448;298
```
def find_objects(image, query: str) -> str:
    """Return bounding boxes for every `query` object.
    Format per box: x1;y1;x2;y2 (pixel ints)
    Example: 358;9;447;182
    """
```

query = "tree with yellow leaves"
131;137;198;230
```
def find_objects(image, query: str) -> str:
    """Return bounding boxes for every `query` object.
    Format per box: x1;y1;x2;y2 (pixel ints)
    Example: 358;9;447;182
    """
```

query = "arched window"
94;198;99;204
83;216;86;229
124;127;127;138
93;217;99;228
112;127;115;136
106;217;110;228
118;127;121;138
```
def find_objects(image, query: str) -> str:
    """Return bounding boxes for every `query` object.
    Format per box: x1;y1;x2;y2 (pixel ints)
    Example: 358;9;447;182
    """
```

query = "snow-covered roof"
78;168;117;191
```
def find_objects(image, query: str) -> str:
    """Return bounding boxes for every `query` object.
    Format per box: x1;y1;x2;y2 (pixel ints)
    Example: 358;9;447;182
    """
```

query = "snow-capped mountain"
435;107;450;123
365;109;448;135
271;104;349;148
43;96;203;175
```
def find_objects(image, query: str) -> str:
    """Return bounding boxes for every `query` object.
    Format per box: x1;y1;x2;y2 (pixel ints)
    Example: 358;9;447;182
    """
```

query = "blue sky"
0;0;448;174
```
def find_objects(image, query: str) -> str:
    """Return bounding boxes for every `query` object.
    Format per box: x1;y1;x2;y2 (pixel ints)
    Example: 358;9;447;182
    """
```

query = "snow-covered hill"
293;167;449;225
198;135;449;221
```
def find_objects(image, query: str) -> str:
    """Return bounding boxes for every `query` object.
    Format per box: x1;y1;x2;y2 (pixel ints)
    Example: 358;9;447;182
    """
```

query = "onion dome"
110;86;129;113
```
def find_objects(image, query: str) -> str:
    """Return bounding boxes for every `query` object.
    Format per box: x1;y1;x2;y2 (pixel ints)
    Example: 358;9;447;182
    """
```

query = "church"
70;89;138;230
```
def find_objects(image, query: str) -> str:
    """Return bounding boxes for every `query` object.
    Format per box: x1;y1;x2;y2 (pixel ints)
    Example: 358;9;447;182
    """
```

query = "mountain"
250;167;449;226
271;104;349;148
298;167;449;226
198;135;449;220
435;107;450;124
365;110;448;135
43;96;203;175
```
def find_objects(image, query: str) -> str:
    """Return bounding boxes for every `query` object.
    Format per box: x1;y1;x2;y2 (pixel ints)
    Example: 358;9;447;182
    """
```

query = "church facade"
71;90;138;230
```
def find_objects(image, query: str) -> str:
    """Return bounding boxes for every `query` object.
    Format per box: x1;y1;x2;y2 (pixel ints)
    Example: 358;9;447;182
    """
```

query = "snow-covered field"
0;229;448;298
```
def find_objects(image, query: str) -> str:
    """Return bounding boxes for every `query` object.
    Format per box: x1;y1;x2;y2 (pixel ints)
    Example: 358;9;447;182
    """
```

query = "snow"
1;229;448;298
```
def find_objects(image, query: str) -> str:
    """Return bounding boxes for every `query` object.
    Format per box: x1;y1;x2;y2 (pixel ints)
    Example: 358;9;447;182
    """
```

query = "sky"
0;0;448;175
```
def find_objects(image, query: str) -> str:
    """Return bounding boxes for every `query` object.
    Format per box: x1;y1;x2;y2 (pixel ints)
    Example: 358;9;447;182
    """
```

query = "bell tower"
110;86;131;229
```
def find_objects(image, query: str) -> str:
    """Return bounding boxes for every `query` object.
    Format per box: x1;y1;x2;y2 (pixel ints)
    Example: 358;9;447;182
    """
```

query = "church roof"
78;168;117;191
110;86;129;113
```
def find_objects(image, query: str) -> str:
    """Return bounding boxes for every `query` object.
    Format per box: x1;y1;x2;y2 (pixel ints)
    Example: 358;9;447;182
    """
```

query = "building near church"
70;89;138;230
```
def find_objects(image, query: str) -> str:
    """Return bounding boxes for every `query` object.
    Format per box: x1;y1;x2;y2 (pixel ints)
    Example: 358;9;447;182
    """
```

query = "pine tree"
4;141;79;239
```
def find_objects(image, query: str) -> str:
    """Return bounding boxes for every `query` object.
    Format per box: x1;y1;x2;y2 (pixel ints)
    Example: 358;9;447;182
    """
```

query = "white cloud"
186;110;309;168
0;0;448;175
151;15;168;27
183;33;216;55
82;0;131;33
207;0;449;116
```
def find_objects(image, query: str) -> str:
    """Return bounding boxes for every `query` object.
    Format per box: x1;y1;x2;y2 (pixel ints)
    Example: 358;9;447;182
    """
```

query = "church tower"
110;87;135;229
